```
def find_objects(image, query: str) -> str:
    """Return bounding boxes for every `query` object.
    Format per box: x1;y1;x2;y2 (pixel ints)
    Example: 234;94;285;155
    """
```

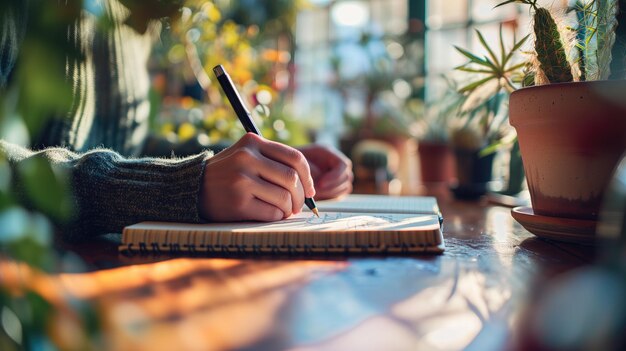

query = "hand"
298;144;353;200
199;133;316;222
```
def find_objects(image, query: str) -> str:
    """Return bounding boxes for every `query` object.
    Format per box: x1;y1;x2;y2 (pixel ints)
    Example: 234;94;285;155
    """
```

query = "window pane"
471;0;518;22
296;9;329;46
426;28;467;74
427;0;468;28
372;0;408;35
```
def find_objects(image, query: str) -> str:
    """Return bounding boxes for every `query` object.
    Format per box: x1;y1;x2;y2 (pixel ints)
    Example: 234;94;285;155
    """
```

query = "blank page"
312;195;439;215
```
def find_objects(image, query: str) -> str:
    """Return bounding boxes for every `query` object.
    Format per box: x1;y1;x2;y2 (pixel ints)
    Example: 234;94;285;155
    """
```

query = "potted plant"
501;0;626;234
415;77;457;187
449;26;529;199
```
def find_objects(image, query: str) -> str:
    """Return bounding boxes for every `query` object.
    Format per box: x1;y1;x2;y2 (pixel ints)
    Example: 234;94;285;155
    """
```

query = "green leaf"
454;46;493;68
504;61;528;73
454;67;494;74
458;76;496;93
503;34;529;67
499;25;507;67
476;29;500;67
494;0;524;8
16;156;74;223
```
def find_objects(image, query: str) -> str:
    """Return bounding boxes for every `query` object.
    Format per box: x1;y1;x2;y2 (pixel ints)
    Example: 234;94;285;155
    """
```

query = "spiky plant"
452;26;528;149
455;26;529;94
497;0;574;83
570;0;619;80
502;0;626;83
609;0;626;79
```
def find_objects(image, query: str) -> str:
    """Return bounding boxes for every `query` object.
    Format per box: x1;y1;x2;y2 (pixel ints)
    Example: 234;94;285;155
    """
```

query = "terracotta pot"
509;81;626;220
417;141;456;184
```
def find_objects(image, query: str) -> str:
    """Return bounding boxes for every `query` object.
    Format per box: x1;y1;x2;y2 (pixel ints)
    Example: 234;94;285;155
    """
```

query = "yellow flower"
202;3;221;23
209;129;223;141
178;122;197;141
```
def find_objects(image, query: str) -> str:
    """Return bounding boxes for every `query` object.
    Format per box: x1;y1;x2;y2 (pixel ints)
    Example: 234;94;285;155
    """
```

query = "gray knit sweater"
0;1;212;240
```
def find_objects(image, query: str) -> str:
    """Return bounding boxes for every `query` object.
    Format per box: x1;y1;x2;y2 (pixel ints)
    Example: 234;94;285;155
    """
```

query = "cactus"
497;0;574;84
533;7;574;83
504;0;626;82
609;0;626;79
595;0;619;80
573;0;619;80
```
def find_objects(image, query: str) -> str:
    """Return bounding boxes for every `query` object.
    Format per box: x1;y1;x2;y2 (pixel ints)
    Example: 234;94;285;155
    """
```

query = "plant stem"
533;8;574;83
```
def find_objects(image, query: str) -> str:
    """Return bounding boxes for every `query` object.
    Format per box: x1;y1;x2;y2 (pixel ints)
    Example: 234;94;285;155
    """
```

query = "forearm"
1;140;212;241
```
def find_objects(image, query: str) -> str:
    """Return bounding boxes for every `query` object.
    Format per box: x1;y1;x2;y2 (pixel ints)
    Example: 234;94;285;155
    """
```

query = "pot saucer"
511;206;597;244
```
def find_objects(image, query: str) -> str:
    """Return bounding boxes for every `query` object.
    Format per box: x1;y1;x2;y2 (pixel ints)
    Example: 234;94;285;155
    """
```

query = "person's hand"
298;144;353;200
199;133;316;222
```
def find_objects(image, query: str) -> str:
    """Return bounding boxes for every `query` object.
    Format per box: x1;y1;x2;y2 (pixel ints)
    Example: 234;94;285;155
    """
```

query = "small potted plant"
501;0;626;236
413;80;456;186
450;26;529;199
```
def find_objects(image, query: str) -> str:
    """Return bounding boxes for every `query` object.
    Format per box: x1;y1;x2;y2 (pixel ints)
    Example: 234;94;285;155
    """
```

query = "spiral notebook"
119;194;445;255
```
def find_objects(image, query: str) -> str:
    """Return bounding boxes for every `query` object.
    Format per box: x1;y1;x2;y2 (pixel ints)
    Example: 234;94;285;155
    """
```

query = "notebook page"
125;212;441;234
311;194;439;215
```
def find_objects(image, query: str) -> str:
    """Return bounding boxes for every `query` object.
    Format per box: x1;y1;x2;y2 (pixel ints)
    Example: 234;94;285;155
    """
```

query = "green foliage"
452;26;528;150
0;1;113;348
151;0;308;147
0;290;53;350
533;7;574;83
608;0;626;79
499;0;626;82
569;0;619;81
455;27;529;94
16;156;74;223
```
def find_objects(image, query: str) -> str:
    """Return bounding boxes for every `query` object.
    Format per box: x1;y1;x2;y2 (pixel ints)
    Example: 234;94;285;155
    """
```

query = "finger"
309;162;322;180
240;197;285;222
253;136;316;197
250;175;296;218
316;181;353;200
245;153;305;213
317;167;353;189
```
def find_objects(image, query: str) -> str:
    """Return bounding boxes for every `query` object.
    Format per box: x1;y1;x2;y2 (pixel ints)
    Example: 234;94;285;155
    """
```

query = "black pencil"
213;64;319;218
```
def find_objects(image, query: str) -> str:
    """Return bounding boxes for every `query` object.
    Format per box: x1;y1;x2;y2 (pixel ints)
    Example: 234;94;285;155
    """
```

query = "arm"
1;140;211;241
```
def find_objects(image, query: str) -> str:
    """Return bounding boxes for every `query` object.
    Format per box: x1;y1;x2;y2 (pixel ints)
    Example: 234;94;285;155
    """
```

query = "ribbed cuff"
70;149;212;240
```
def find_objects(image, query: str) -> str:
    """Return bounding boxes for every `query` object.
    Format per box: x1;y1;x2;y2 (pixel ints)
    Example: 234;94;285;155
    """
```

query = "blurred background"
149;0;547;196
3;2;626;351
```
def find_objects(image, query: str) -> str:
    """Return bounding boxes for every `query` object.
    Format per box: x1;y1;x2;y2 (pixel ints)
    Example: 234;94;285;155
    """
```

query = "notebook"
119;194;445;255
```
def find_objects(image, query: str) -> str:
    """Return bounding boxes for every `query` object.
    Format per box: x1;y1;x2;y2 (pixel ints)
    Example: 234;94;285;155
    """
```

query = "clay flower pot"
417;141;456;184
509;81;626;220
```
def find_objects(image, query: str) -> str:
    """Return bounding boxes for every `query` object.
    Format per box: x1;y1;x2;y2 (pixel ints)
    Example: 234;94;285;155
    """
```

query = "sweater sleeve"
1;140;212;241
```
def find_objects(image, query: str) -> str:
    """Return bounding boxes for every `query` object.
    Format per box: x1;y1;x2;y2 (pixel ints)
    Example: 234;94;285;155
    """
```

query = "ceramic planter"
417;141;456;184
509;81;626;220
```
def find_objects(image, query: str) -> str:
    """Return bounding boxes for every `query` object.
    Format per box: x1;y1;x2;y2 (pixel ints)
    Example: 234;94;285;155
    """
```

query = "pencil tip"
312;208;319;218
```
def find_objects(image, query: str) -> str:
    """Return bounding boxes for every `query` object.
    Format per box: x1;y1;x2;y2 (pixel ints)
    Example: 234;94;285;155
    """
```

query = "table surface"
46;187;597;351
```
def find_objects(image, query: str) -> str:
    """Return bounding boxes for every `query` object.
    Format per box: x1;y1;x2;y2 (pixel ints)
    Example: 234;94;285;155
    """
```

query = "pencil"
213;64;319;218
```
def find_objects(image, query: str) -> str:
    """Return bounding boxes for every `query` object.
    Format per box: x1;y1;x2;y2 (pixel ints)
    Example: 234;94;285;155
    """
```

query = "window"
424;0;524;100
293;0;530;144
293;0;411;145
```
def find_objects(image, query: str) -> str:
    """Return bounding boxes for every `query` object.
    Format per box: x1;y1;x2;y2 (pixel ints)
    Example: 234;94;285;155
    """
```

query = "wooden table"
40;188;598;351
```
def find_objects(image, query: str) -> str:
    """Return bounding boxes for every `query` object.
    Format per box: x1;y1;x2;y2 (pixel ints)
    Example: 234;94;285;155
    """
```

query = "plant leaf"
476;29;500;67
503;34;529;67
458;76;496;93
454;67;494;74
454;46;495;68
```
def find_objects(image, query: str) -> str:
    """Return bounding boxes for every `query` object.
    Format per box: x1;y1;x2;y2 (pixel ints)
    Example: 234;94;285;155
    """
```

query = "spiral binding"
120;242;433;255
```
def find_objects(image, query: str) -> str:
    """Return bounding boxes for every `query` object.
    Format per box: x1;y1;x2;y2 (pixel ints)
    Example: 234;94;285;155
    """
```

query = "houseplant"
415;77;457;186
450;26;529;199
501;0;626;229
